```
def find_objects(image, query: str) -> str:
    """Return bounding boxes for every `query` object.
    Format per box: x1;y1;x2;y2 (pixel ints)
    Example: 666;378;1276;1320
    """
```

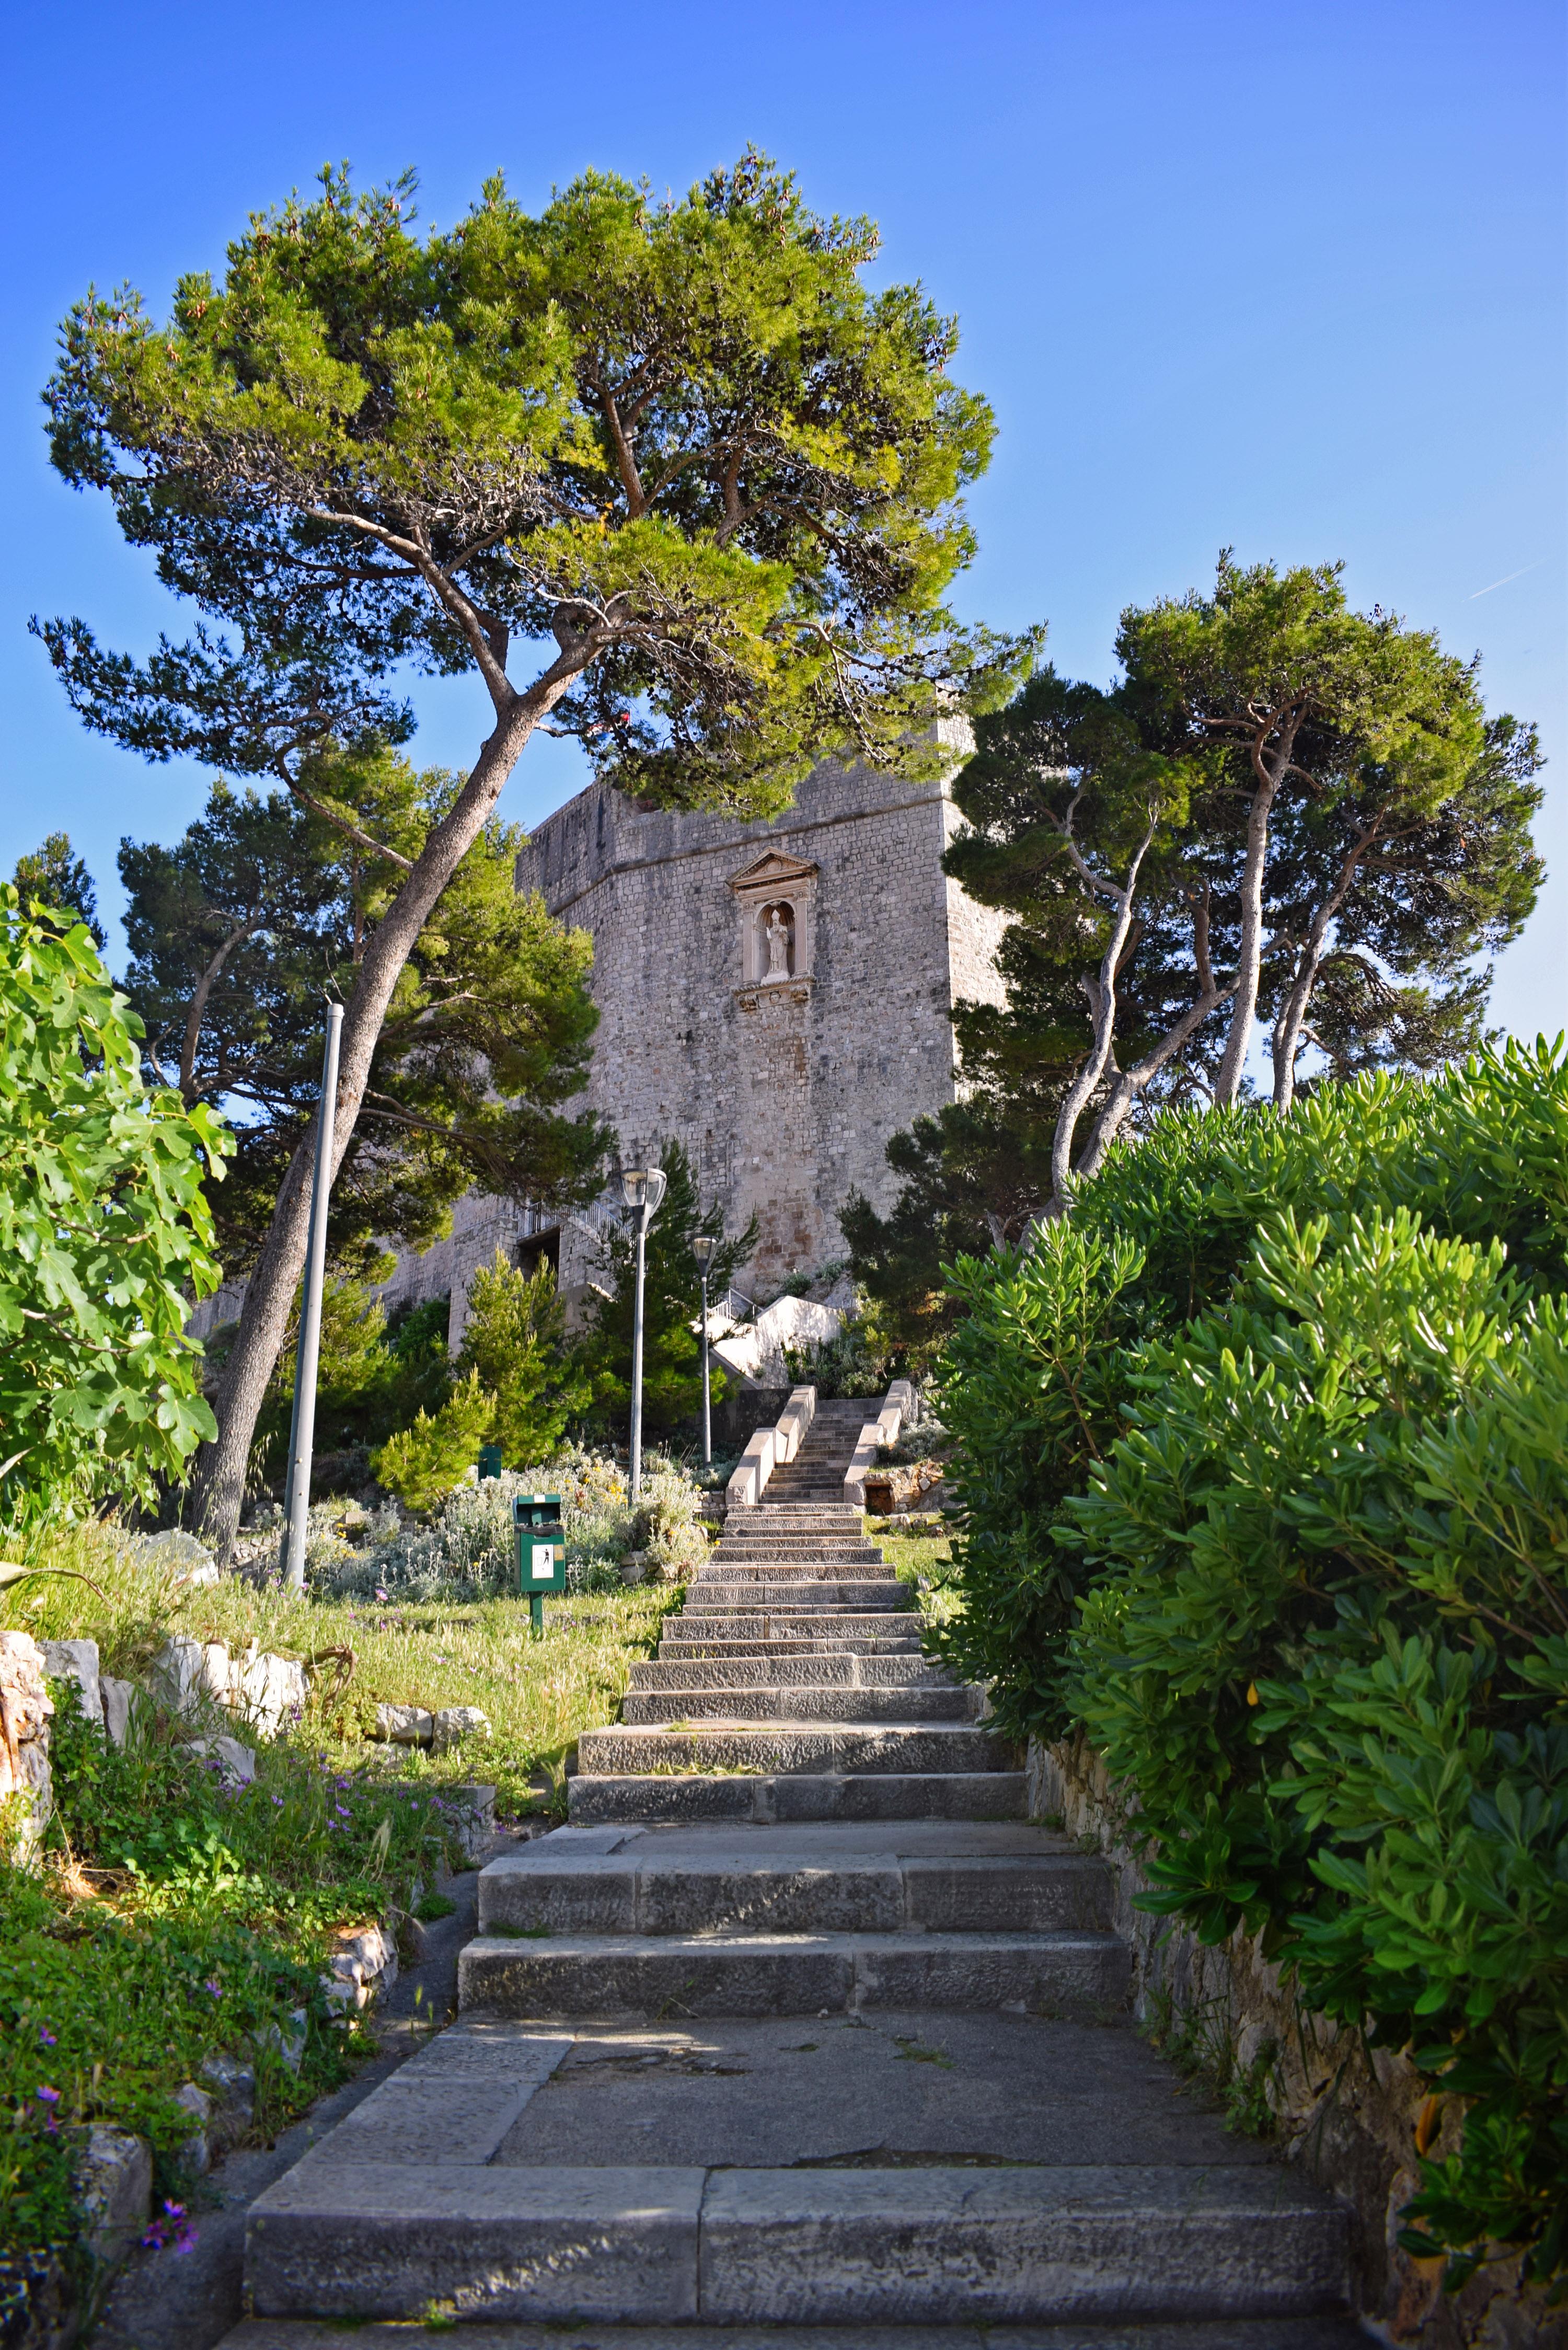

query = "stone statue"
764;907;791;979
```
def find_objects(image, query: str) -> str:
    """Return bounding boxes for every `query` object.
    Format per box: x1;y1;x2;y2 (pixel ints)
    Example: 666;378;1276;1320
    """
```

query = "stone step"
669;1613;923;1638
694;1571;906;1593
714;1540;886;1559
633;1655;945;1689
578;1724;1013;1776
659;1636;927;1658
688;1589;912;1615
619;1687;978;1726
458;1927;1131;2019
223;2318;1374;2348
568;1770;1031;1825
478;1850;1114;1936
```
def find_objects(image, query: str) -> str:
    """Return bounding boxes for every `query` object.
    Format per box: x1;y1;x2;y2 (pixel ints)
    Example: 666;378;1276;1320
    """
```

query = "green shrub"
372;1370;494;1510
934;1039;1568;2293
0;887;228;1524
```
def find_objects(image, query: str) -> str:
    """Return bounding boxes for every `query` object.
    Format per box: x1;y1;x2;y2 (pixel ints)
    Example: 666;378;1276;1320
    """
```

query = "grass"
0;1512;684;2298
3;1517;684;1815
868;1520;963;1633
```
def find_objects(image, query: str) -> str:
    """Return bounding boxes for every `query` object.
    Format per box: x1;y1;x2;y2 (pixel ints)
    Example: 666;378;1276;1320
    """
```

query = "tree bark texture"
1212;725;1298;1109
187;656;591;1556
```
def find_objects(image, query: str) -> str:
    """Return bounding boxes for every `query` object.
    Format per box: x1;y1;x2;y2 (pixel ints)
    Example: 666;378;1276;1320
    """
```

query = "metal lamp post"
280;1001;344;1591
619;1165;667;1507
691;1232;718;1473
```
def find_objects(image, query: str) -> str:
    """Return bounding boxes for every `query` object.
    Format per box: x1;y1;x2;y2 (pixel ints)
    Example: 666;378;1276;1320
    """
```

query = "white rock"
151;1633;209;1713
39;1637;101;1724
230;1646;307;1737
100;1674;138;1749
432;1704;491;1753
0;1630;53;1861
255;2008;308;2073
324;1921;399;2010
374;1701;434;1746
180;1562;222;1587
171;2081;213;2174
200;2051;256;2118
185;1733;257;1787
443;1781;498;1864
77;2125;152;2255
135;1528;216;1574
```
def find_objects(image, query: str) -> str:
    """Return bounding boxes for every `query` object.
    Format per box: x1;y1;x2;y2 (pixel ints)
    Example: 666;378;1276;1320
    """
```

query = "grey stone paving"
226;1407;1361;2342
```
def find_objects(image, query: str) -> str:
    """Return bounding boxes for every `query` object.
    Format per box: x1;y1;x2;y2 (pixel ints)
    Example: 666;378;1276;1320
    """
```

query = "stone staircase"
235;1397;1361;2346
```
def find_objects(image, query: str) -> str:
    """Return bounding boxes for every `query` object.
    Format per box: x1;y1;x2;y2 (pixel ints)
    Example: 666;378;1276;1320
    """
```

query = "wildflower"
37;2027;55;2047
270;1794;285;1807
36;2086;60;2104
204;1979;223;1998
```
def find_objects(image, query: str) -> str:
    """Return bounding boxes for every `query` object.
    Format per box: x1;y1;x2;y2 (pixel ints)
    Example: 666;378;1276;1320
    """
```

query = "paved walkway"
225;1402;1365;2347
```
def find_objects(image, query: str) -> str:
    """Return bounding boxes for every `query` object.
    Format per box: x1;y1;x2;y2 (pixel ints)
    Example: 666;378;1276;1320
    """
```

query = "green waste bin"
513;1493;566;1635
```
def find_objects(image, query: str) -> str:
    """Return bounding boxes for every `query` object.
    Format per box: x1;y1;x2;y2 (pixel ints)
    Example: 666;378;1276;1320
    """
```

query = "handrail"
724;1384;817;1508
844;1379;916;1507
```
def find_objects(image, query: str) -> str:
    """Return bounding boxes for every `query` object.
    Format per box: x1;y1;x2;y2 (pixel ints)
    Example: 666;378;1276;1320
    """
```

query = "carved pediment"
727;848;819;898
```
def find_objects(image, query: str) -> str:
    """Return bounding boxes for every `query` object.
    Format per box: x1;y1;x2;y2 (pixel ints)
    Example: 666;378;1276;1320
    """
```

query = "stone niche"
729;848;817;1007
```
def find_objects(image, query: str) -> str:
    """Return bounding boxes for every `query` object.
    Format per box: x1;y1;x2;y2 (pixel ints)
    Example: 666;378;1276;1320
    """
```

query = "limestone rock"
0;1629;54;1861
433;1704;491;1753
443;1782;497;1864
200;2050;257;2121
255;2007;308;2073
100;1674;138;1748
375;1701;435;1746
39;1635;101;1724
134;1528;216;1576
171;2080;213;2174
77;2124;152;2258
325;1921;399;2010
185;1733;257;1787
229;1643;307;1736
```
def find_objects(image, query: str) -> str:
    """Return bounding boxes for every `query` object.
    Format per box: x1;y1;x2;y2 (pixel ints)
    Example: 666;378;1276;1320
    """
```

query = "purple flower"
270;1794;285;1806
37;2027;55;2047
204;1979;223;1999
36;2086;60;2105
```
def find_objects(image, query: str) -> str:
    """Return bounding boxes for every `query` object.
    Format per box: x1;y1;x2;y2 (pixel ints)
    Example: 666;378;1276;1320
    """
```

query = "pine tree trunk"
186;691;567;1557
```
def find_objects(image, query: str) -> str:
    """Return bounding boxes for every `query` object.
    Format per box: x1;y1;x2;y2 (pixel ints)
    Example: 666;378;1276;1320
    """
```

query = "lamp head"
621;1165;667;1217
691;1232;717;1271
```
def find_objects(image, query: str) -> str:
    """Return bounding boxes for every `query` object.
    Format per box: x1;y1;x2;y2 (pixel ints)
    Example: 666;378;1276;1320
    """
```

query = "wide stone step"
459;1927;1130;2019
659;1635;926;1659
568;1770;1031;1824
578;1724;1012;1777
619;1686;978;1726
714;1541;886;1560
694;1572;905;1595
670;1612;923;1640
689;1588;912;1614
633;1655;943;1689
226;2318;1373;2347
478;1849;1113;1936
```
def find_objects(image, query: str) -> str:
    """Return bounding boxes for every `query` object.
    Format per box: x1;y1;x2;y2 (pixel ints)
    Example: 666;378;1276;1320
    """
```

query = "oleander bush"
932;1039;1568;2294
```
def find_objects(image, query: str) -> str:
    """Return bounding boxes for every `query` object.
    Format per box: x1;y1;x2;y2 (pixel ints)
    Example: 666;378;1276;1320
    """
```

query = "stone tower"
511;723;1006;1309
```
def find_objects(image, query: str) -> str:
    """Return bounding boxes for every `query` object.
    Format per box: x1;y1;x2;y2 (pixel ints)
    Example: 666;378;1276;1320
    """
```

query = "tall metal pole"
629;1202;649;1510
699;1265;712;1473
280;1003;343;1591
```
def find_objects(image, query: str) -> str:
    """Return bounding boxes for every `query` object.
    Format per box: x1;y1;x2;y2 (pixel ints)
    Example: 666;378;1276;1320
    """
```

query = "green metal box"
513;1493;566;1599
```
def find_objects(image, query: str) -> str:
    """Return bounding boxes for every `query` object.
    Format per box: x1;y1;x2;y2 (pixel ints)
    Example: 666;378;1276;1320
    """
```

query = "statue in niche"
763;905;792;980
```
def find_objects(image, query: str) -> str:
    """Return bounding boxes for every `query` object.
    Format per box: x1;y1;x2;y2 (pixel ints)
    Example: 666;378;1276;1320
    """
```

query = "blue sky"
2;0;1563;1041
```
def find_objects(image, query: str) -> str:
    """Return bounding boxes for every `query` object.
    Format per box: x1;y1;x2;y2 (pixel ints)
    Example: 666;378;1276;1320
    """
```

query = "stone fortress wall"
491;722;1007;1321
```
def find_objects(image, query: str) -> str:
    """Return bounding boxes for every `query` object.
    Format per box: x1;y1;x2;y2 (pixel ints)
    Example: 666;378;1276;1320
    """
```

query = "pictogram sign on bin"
513;1493;566;1635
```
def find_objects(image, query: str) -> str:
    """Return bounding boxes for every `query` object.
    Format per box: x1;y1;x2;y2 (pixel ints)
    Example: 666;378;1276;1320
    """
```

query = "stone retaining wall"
1029;1732;1563;2348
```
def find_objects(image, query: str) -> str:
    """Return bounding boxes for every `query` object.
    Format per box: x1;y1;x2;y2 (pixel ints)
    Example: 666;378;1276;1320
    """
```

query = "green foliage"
0;891;229;1524
372;1370;494;1511
459;1253;587;1467
119;759;610;1282
575;1144;756;1437
248;1262;453;1483
936;1036;1568;2290
841;1099;1056;1366
3;1691;464;2276
38;153;1029;821
10;833;105;952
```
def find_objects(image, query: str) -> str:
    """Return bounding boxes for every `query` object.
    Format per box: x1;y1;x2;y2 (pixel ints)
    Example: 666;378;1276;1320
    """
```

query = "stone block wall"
1031;1731;1564;2348
514;731;1006;1297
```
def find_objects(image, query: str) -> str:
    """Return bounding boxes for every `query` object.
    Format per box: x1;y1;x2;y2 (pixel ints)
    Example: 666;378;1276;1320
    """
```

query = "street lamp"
691;1231;718;1473
619;1165;667;1507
